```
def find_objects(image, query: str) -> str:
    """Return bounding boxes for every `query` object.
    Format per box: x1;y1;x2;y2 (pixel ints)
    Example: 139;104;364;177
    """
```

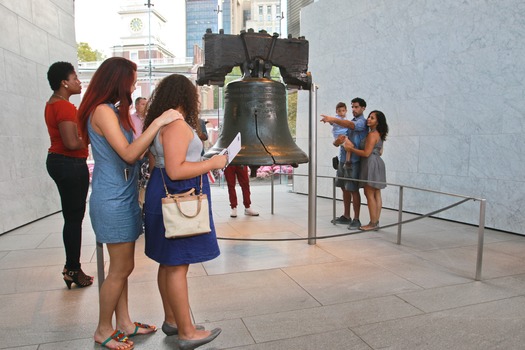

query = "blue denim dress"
88;104;141;243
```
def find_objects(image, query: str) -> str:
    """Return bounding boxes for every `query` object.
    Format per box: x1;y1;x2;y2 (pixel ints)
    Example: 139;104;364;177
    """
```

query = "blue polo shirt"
331;115;348;138
339;114;368;163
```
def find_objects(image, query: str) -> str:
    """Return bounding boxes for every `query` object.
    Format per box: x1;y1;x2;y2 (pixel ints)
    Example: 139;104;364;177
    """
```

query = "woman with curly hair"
143;74;226;349
344;110;389;231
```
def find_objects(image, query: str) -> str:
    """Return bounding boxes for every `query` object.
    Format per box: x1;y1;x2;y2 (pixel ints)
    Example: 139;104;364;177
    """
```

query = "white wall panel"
295;0;525;234
0;1;76;233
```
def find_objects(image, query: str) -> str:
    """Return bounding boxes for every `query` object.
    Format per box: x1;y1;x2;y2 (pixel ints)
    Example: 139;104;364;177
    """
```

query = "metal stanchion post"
96;242;105;291
333;177;337;225
396;186;403;245
308;83;318;245
271;172;274;215
475;199;486;280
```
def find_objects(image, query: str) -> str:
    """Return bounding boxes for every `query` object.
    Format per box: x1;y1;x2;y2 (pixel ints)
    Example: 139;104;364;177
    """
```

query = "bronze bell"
204;77;309;166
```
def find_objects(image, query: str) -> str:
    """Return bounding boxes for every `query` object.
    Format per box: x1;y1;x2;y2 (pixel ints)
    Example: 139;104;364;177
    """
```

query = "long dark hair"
143;74;200;132
78;57;137;143
370;110;389;141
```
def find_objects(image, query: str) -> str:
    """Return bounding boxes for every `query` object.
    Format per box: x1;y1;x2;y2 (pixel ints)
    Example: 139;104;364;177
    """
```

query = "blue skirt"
144;168;220;266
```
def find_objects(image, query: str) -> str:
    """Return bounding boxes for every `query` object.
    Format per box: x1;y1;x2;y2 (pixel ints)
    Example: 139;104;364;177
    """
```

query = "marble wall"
0;0;77;233
294;0;525;234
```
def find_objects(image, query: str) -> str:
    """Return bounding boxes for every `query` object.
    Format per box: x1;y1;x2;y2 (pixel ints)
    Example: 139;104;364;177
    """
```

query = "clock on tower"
129;17;143;33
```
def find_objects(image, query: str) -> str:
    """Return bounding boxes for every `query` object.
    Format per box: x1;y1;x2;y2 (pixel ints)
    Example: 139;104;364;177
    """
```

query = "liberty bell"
196;29;311;166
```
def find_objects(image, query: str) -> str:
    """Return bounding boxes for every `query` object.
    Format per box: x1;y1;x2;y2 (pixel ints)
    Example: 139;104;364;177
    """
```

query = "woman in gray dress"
345;110;389;231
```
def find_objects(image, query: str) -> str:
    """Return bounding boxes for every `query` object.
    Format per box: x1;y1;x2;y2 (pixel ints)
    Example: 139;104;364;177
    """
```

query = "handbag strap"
155;127;203;196
159;168;203;196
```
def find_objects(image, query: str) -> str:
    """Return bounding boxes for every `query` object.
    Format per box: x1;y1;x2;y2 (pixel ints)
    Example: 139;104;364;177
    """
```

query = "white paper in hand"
219;132;241;166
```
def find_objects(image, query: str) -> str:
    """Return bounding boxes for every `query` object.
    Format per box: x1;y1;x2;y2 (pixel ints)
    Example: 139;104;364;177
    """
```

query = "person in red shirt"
45;61;93;289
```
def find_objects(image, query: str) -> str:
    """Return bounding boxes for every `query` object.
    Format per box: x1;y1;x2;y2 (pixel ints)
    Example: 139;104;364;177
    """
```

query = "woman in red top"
45;61;92;289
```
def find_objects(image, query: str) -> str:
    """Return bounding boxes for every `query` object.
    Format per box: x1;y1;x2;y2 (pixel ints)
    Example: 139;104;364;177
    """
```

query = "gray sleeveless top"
150;122;203;168
372;139;383;155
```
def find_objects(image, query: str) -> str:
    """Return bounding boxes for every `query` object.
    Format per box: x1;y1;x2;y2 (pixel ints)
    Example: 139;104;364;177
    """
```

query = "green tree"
287;90;297;137
77;42;105;62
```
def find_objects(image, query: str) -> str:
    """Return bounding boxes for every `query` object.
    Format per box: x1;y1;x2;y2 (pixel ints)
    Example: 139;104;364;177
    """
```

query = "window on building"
259;5;263;15
130;51;139;62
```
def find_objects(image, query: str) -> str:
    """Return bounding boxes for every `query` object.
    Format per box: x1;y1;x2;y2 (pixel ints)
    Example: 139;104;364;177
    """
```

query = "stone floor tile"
242;295;422;343
0;232;49;251
204;239;340;275
229;329;372;350
283;260;422;305
397;280;522;312
413;245;525;279
372;253;473;288
353;296;525;350
188;269;321;322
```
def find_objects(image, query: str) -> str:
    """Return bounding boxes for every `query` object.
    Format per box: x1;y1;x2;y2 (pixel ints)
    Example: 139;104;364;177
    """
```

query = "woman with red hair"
78;57;180;349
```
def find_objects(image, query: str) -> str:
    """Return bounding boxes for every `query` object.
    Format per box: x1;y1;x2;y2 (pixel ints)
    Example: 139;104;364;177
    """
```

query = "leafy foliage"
77;42;105;62
287;91;297;137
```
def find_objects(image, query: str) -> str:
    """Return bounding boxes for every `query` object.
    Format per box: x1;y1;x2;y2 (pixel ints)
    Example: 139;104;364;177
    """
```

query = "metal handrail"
269;172;486;280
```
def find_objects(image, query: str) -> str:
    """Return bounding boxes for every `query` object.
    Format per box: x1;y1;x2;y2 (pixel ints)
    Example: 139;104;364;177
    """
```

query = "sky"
74;0;186;57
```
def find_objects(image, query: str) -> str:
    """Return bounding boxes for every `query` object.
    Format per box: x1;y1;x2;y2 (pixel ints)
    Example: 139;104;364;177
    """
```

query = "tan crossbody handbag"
159;169;211;238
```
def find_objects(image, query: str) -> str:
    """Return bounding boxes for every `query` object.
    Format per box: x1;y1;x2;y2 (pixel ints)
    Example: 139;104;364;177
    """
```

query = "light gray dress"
360;139;386;189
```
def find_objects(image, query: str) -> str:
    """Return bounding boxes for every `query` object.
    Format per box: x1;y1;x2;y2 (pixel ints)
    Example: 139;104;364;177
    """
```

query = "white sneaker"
230;208;237;218
244;208;259;216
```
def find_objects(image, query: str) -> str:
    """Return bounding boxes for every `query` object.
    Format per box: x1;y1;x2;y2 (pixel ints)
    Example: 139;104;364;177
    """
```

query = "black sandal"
62;267;94;289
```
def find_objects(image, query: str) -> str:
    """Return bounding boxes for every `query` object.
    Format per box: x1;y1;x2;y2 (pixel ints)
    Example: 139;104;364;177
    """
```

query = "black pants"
46;153;89;270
